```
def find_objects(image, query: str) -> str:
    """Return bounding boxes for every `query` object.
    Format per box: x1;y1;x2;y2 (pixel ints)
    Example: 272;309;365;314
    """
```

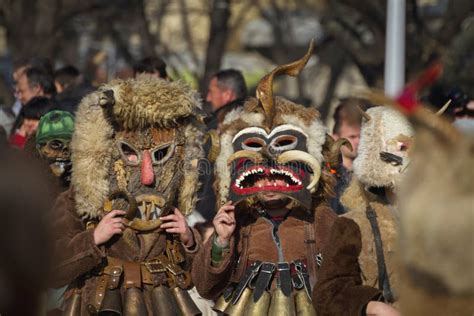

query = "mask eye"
151;143;175;164
242;137;265;151
270;135;298;152
397;141;409;152
118;141;140;165
48;139;65;150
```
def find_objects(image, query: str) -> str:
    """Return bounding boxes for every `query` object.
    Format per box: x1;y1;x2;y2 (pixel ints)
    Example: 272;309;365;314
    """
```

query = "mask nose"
141;150;155;185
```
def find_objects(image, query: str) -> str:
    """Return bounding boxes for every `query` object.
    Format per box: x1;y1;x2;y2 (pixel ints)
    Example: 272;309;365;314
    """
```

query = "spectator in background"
206;69;247;130
133;56;169;79
1;58;53;136
53;65;94;114
330;97;373;214
449;88;474;135
194;70;248;224
9;97;53;149
54;65;80;94
16;67;56;106
10;67;56;136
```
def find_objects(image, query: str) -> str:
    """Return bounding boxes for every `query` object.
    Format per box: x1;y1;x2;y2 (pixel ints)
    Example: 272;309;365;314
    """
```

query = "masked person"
192;42;384;315
339;106;413;305
35;110;75;190
51;77;205;315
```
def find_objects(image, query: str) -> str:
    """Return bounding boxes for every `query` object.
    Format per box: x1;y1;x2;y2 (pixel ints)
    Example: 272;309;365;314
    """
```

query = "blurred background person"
133;56;169;79
1;58;53;136
0;146;53;315
53;65;94;114
205;69;247;130
16;66;56;106
9;96;54;149
193;69;248;225
330;97;373;214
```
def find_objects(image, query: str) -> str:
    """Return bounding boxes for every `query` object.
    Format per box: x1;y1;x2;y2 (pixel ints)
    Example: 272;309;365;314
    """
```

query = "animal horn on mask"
324;135;353;170
356;105;372;121
255;39;315;127
435;99;451;116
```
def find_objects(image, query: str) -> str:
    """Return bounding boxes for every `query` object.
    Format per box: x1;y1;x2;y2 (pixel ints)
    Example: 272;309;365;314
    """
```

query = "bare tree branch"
178;0;200;75
199;0;231;94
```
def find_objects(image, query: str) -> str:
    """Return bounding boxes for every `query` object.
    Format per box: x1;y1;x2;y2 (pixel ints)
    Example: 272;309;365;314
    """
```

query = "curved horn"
256;39;315;126
325;135;353;169
227;150;263;166
205;129;221;163
277;150;321;192
357;105;372;121
99;89;115;108
104;189;138;221
435;99;451;116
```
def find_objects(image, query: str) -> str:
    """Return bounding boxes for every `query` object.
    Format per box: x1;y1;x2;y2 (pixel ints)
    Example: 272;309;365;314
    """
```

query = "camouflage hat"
36;110;75;144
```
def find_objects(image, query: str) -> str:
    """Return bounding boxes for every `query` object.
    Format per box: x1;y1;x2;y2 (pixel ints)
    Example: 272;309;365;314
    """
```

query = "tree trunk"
199;0;231;96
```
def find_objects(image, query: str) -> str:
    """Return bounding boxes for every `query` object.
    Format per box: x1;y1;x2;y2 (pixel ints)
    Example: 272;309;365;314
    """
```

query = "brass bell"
268;287;296;316
295;289;316;316
172;286;202;315
63;289;82;316
99;288;122;315
150;285;182;316
123;288;147;316
214;294;232;313
224;287;252;316
244;290;270;316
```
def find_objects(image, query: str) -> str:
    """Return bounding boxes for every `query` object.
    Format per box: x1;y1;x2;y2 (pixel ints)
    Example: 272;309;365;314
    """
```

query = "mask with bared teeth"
212;41;333;211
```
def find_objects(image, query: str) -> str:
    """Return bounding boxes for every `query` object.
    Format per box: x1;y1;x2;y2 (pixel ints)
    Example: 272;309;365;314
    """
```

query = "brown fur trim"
340;178;369;211
178;121;205;215
101;77;203;130
71;92;114;219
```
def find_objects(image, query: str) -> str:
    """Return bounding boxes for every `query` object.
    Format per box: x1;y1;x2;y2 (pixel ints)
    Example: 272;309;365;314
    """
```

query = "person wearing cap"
35;110;75;190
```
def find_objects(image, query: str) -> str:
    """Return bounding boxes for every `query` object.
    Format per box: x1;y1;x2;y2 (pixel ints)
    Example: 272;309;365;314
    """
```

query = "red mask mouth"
232;165;304;195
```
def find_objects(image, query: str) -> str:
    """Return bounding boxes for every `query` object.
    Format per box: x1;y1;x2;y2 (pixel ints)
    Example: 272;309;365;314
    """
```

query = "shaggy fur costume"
398;118;474;315
52;77;205;315
354;106;413;188
71;77;204;219
192;43;380;316
341;106;413;305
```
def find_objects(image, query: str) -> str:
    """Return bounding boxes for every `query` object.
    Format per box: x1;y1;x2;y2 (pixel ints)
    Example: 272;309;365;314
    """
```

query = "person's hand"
20;119;39;136
160;208;194;248
213;201;236;246
366;301;400;316
94;210;126;246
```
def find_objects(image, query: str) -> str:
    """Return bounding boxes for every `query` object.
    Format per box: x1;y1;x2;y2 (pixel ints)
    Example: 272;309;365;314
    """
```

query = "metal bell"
224;287;252;316
244;290;270;316
63;289;82;316
172;286;202;315
150;285;182;316
268;287;296;316
99;288;122;315
295;289;316;316
123;288;147;316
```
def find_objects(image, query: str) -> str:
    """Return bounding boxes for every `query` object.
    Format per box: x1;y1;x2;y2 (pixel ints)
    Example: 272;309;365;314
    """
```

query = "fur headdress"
353;106;413;188
71;77;204;219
